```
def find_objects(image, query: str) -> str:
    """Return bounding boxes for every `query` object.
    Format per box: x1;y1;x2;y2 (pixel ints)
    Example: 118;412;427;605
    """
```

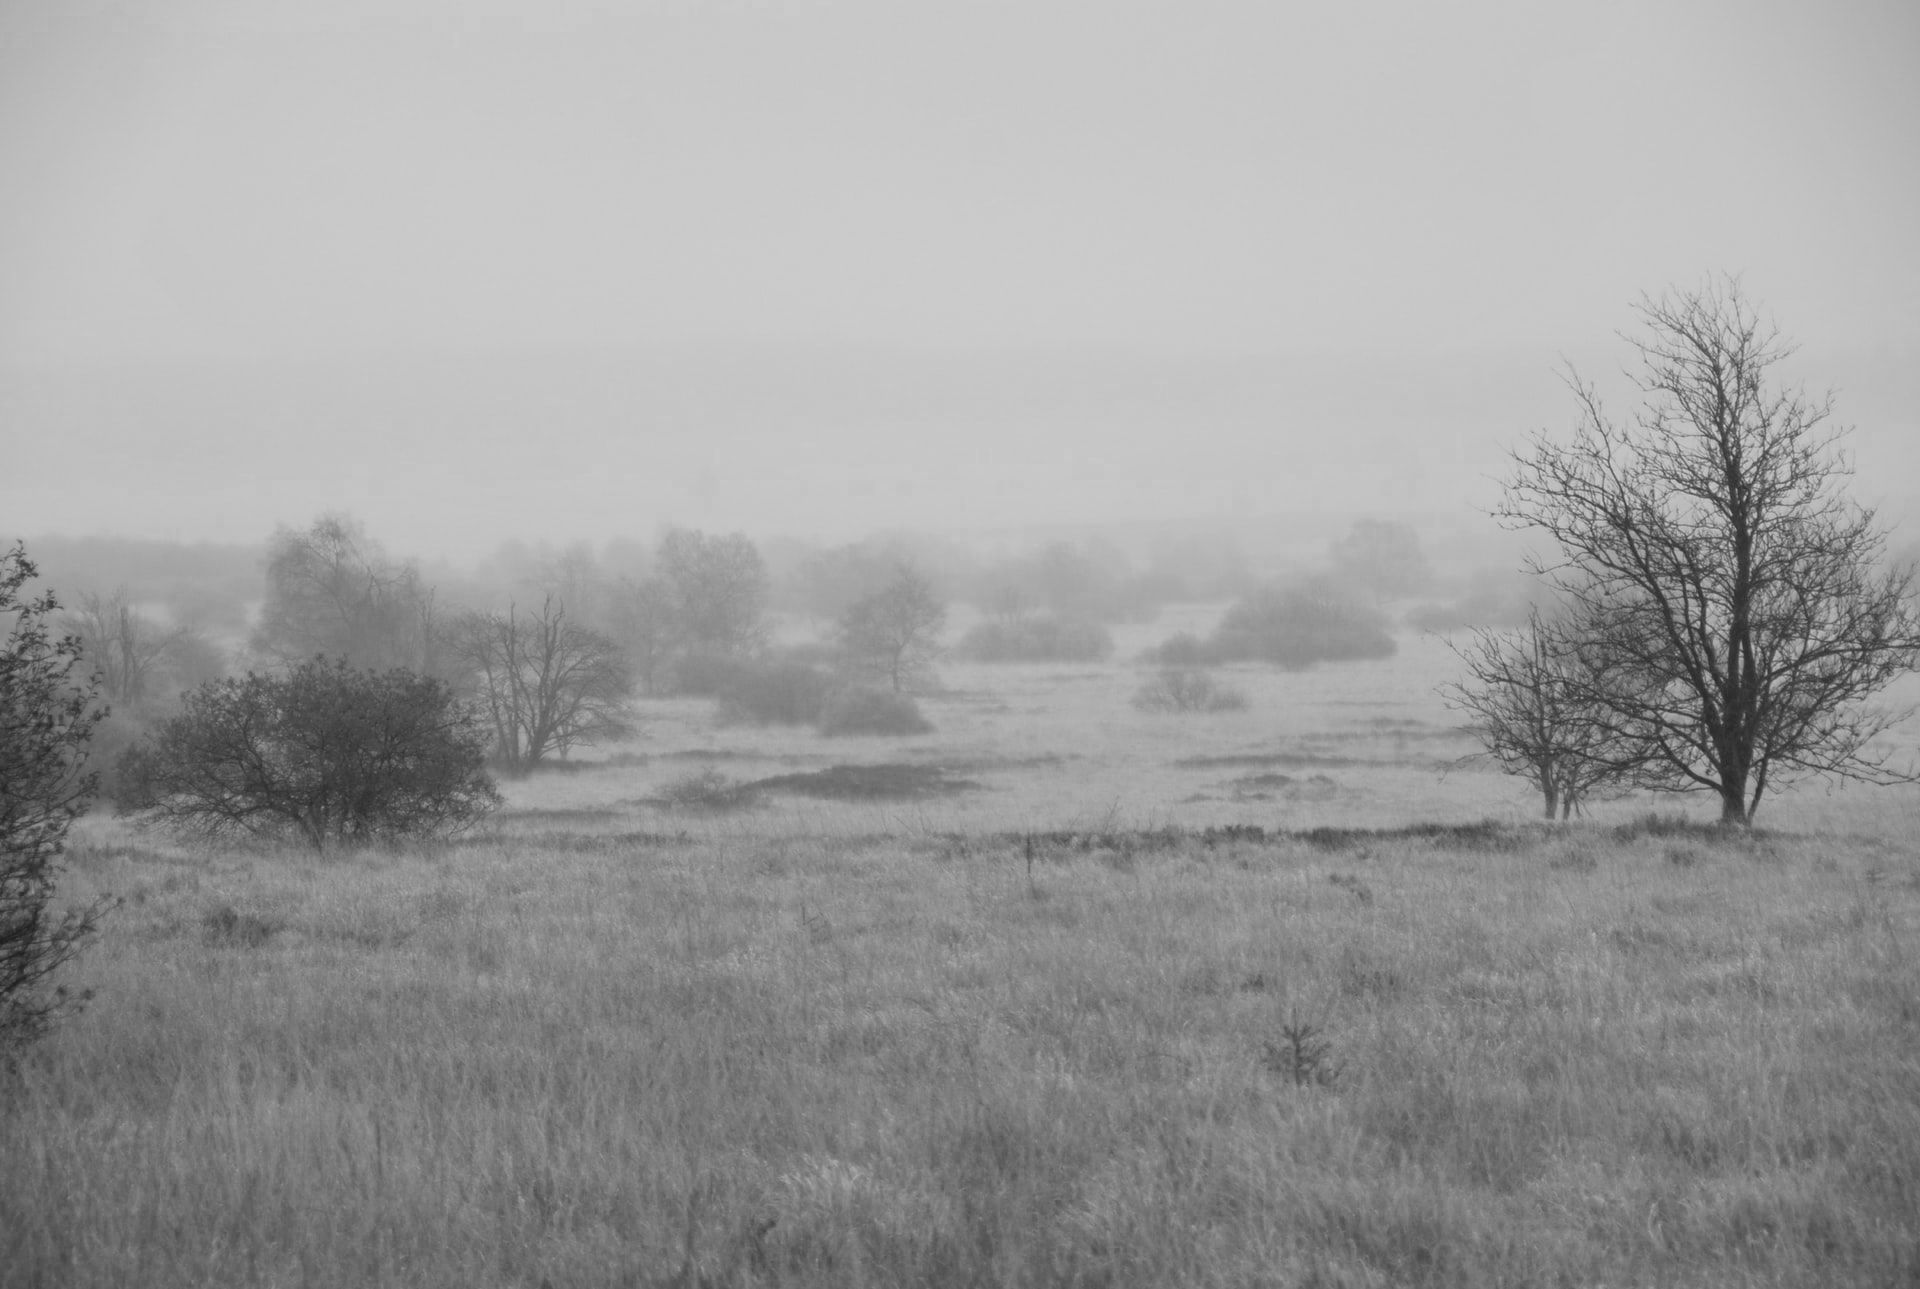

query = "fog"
4;0;1918;560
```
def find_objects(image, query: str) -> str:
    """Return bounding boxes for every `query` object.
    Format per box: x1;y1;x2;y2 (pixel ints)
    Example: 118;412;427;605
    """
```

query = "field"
6;625;1920;1287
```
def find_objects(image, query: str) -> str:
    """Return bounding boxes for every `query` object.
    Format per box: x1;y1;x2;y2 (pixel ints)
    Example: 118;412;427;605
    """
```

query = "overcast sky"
3;0;1917;560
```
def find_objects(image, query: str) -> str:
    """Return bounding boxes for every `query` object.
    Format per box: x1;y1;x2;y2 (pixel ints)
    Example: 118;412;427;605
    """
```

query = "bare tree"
1441;608;1629;819
657;529;768;661
450;596;634;770
1499;277;1920;824
610;575;678;696
253;514;442;674
65;589;185;707
837;565;947;692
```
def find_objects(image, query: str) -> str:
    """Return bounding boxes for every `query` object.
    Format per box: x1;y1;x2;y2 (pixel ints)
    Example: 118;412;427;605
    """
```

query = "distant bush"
817;686;934;737
1207;580;1396;669
1142;631;1211;666
956;615;1113;663
1132;668;1249;714
715;660;836;726
670;652;753;698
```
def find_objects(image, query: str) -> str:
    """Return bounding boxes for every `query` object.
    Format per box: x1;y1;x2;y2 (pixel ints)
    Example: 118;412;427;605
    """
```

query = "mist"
3;0;1918;558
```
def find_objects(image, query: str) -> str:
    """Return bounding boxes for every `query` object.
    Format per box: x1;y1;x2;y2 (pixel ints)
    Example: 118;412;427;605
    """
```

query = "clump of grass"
655;767;758;813
1547;836;1600;871
1327;872;1373;905
1666;842;1705;867
1131;667;1249;714
202;904;278;948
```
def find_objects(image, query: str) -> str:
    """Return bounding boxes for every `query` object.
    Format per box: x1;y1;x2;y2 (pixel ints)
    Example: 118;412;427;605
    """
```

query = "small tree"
1441;608;1627;819
611;575;678;696
1500;278;1920;824
837;565;946;692
2;545;109;1051
450;597;634;770
129;659;498;848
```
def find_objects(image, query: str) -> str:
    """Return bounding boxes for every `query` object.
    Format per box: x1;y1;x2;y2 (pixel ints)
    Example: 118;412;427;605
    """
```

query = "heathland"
5;626;1919;1288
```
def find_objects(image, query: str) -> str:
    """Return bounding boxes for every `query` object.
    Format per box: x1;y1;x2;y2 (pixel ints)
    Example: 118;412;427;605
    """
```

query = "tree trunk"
1717;782;1750;826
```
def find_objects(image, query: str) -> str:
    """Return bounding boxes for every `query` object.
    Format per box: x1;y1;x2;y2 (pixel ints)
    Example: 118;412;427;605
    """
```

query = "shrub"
817;687;934;737
1132;668;1248;714
2;543;111;1053
125;658;500;848
1207;579;1395;669
715;661;836;726
1143;631;1212;666
669;652;753;698
956;615;1113;663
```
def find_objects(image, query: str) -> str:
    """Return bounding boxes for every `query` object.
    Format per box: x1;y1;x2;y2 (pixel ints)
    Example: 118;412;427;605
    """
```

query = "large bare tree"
450;596;633;771
1499;278;1920;824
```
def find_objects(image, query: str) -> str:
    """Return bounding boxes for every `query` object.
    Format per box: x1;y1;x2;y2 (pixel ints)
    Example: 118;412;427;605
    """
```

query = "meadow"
5;625;1919;1287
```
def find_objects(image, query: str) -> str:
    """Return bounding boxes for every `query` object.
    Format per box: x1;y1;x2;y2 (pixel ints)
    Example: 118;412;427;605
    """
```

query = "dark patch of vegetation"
1176;751;1376;770
496;807;623;825
816;687;934;737
715;660;837;726
654;768;761;813
475;830;697;854
742;763;980;801
202;904;278;949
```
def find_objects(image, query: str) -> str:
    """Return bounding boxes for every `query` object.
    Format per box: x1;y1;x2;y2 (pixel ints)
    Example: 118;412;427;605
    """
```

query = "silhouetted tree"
1500;278;1920;824
1442;609;1630;819
128;659;498;847
450;597;633;770
1;544;110;1052
837;566;946;692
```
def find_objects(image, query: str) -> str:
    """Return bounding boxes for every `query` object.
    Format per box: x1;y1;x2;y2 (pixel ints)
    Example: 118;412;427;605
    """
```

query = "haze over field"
3;0;1918;558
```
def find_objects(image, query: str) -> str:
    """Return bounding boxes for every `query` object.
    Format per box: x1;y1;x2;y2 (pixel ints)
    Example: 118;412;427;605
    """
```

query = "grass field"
6;627;1920;1287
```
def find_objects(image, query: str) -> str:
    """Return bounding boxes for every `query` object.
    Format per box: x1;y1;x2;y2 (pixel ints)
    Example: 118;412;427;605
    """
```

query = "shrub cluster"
1144;580;1395;671
956;615;1113;663
1132;667;1249;714
817;686;934;736
713;660;933;737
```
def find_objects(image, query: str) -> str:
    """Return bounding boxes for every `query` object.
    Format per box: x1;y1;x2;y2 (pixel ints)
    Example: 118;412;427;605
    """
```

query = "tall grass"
6;817;1917;1287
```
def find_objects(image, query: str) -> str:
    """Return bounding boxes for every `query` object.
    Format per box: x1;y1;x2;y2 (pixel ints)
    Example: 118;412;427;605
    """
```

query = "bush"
714;661;836;726
125;658;500;848
956;615;1113;663
2;544;111;1053
1207;580;1396;669
1132;668;1249;714
1142;631;1211;666
817;687;934;736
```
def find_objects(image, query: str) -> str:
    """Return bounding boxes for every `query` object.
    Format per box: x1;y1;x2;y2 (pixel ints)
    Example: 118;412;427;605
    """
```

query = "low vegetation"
1131;666;1249;714
956;614;1114;663
5;815;1915;1286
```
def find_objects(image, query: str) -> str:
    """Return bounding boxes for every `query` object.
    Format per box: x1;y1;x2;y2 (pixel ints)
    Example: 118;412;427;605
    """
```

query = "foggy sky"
4;0;1917;560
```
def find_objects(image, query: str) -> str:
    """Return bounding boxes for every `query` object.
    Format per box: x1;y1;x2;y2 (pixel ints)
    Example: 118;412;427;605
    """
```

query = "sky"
2;0;1917;561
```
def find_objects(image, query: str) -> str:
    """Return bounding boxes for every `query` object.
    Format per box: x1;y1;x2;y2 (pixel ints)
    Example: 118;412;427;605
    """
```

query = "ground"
4;624;1918;1287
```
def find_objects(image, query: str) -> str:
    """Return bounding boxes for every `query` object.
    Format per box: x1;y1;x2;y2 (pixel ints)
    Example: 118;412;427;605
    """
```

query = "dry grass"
6;631;1920;1287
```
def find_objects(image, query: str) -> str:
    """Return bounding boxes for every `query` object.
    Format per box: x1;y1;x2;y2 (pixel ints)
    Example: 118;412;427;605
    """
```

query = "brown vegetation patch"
743;763;983;801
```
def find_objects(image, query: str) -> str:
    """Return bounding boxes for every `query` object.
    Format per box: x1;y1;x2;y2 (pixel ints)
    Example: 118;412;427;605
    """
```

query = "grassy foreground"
5;812;1918;1287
